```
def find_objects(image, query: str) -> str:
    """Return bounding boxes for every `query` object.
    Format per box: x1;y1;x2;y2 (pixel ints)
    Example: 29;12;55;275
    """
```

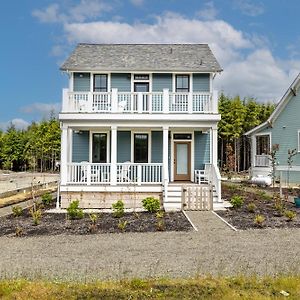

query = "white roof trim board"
245;73;300;136
61;43;222;72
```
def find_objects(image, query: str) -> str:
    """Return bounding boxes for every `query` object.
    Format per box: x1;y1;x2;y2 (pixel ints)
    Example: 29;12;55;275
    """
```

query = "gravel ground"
0;211;299;281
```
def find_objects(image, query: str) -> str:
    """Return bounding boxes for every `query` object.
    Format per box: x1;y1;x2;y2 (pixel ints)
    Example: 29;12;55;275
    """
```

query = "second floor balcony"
62;88;218;114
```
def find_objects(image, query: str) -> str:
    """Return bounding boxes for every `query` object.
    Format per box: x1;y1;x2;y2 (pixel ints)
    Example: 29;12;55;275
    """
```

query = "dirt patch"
0;205;192;236
216;183;300;230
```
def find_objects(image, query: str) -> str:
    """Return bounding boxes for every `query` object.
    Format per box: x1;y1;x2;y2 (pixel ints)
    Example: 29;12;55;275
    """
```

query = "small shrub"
88;214;98;233
30;207;42;226
156;220;165;231
67;200;84;219
12;206;23;217
284;210;296;222
118;220;128;232
230;195;244;209
156;211;164;219
274;202;284;216
41;192;53;205
112;200;125;218
254;214;265;227
247;203;256;213
15;226;23;237
142;197;160;213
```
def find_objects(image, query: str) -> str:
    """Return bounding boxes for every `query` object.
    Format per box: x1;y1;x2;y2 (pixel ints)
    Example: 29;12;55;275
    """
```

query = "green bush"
41;192;53;205
284;210;296;221
230;195;244;209
142;197;160;213
66;200;84;219
247;203;256;213
12;205;23;217
112;200;125;218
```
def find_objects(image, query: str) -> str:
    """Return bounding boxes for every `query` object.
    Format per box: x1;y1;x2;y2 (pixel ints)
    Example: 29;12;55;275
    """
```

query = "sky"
1;0;300;130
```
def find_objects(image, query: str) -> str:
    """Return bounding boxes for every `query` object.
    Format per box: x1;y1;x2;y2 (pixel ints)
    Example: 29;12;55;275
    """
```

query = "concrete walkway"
0;211;300;280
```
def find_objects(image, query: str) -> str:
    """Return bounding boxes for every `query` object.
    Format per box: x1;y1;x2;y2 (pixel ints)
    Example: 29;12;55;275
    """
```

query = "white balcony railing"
62;89;216;114
67;162;163;185
255;155;270;167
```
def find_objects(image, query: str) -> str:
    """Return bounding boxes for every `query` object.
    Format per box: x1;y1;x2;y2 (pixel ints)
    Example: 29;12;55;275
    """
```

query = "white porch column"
251;135;256;169
60;124;69;185
163;126;169;181
211;127;218;166
111;125;117;185
163;126;169;204
212;90;218;113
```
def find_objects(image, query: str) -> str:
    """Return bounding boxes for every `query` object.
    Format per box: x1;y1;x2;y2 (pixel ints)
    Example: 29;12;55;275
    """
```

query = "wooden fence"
182;185;213;210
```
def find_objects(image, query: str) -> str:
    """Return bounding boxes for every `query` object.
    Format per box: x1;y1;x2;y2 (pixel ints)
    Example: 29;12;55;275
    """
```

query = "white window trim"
170;130;194;182
131;73;152;92
90;73;110;92
131;131;152;163
89;130;111;163
172;73;192;93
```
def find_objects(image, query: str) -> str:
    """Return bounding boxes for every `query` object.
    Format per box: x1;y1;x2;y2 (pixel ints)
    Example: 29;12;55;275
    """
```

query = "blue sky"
1;0;300;130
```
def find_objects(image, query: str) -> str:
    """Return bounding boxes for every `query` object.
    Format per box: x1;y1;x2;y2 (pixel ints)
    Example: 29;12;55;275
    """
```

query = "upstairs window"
176;75;189;92
94;74;107;92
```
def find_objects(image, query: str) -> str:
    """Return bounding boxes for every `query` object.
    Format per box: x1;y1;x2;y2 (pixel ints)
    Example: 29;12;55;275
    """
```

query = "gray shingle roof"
60;44;222;72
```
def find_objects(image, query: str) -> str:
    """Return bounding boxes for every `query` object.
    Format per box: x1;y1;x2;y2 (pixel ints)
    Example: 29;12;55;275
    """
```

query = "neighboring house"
245;73;300;185
59;43;223;210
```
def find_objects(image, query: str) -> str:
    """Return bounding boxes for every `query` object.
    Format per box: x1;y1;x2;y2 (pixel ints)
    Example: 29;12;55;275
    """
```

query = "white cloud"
21;102;61;116
0;119;30;131
233;0;265;17
196;1;218;21
63;12;299;102
130;0;144;7
32;1;111;24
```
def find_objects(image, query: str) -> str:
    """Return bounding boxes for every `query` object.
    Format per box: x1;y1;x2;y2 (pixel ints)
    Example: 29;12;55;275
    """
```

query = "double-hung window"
94;74;107;92
176;75;189;92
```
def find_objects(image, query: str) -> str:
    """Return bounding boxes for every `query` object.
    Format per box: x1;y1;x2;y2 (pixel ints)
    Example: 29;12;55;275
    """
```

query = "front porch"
60;124;221;210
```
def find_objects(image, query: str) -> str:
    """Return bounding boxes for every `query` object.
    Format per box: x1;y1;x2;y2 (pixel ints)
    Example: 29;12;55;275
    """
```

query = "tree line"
218;93;275;173
0;117;60;172
0;95;275;173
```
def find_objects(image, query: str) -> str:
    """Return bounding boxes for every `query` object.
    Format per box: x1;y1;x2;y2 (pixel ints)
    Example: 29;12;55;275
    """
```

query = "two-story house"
59;43;223;211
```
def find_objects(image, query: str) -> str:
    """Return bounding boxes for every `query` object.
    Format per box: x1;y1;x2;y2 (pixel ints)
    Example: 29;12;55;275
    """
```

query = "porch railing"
67;163;111;184
67;162;163;185
62;89;215;114
116;163;163;184
255;155;270;167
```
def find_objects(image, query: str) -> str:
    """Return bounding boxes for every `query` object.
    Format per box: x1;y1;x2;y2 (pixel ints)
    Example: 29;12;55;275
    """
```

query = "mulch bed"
216;183;300;230
0;205;192;237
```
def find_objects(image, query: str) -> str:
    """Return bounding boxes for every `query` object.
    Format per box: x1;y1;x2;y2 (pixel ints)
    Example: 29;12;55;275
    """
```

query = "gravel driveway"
0;211;299;281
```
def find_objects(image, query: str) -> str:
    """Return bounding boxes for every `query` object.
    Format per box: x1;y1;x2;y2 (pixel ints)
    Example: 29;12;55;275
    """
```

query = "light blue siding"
254;92;300;184
73;73;90;92
193;73;210;92
111;73;131;92
152;74;172;91
117;131;131;162
151;131;163;163
194;131;210;169
72;131;89;162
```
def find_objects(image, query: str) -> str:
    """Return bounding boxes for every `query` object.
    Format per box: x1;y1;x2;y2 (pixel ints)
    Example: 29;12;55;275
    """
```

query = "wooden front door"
174;142;191;181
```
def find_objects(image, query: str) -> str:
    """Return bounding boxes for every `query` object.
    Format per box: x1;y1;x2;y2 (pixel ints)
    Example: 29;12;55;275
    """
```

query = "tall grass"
0;276;299;299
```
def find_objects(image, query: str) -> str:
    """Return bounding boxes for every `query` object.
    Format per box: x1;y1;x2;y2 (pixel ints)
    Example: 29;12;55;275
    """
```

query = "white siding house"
59;44;223;210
